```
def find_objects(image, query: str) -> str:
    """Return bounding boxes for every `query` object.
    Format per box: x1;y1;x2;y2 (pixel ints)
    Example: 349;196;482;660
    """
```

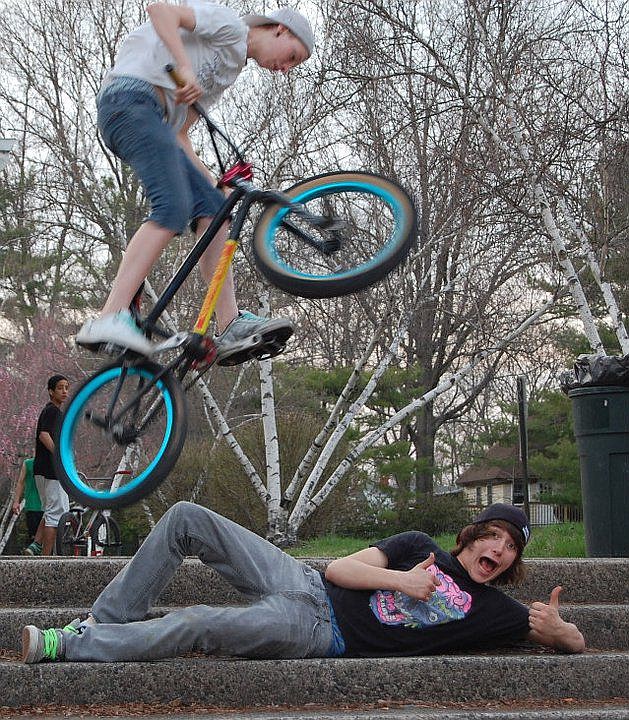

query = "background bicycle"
55;474;123;556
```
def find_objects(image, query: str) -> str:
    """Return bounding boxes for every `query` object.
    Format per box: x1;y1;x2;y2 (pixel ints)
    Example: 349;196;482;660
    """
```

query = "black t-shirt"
33;402;61;479
323;531;530;657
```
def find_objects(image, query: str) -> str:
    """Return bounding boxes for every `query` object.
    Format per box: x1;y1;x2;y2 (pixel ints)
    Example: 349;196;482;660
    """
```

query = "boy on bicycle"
77;3;313;364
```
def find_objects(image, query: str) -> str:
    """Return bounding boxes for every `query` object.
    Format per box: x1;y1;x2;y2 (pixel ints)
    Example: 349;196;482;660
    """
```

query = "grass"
289;522;586;558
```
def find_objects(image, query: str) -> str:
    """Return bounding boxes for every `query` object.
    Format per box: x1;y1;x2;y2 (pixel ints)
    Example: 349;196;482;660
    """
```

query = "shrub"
345;491;472;538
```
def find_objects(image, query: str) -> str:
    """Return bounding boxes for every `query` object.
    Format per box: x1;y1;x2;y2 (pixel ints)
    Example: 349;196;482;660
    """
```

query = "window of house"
476;486;482;505
513;478;524;504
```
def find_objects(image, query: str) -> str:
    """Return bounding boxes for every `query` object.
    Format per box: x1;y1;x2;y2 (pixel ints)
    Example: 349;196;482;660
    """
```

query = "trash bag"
560;353;629;393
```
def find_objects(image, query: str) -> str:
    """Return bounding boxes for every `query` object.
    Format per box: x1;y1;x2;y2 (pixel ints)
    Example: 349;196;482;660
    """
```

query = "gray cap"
242;8;314;57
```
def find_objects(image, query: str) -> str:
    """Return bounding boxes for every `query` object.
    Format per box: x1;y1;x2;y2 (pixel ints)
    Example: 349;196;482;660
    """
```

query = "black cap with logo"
472;503;531;546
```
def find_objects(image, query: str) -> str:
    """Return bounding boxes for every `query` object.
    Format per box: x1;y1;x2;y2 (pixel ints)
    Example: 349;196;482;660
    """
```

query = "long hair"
451;520;527;586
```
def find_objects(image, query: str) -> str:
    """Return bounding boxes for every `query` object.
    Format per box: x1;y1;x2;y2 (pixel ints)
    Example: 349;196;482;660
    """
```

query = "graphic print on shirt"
197;50;231;99
369;564;472;628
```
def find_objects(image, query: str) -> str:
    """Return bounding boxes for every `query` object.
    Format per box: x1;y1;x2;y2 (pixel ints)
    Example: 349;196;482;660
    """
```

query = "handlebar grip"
164;63;209;123
165;63;186;87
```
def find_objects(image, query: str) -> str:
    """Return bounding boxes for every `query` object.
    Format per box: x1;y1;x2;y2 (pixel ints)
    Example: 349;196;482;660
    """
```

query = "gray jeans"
65;502;334;662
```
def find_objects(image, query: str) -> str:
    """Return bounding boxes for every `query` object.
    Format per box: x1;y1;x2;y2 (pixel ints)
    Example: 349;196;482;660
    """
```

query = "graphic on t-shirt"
369;563;472;628
197;51;231;98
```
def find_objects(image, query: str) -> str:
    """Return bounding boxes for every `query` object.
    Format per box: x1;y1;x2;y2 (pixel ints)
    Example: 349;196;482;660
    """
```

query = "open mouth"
479;556;498;574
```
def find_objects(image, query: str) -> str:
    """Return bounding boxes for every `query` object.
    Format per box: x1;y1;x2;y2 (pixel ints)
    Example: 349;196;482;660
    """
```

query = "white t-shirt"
107;2;248;130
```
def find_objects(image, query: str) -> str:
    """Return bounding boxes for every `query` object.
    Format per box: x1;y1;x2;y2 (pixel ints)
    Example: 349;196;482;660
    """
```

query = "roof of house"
456;444;534;487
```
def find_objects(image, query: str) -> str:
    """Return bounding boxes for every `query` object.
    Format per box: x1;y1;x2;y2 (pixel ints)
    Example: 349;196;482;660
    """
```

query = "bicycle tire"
55;511;80;556
89;514;122;556
54;359;187;510
253;171;417;298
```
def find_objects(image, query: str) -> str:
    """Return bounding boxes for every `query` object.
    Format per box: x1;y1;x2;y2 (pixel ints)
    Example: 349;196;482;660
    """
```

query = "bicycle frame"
143;176;332;338
139;67;338;353
64;506;108;556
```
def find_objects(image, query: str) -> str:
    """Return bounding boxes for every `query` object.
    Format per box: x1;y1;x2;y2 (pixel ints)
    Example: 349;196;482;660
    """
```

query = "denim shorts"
97;76;224;234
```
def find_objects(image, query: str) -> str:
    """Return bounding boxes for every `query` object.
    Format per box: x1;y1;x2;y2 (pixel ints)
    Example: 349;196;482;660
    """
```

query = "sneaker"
21;621;80;663
214;311;294;366
23;541;42;556
76;310;154;356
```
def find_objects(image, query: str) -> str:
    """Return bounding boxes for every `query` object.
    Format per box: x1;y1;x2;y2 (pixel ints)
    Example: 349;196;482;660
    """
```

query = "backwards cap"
242;7;314;57
472;503;531;546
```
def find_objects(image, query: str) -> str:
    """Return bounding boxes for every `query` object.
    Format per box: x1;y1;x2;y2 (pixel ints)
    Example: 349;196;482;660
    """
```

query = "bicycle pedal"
217;338;288;366
153;331;191;353
254;339;287;361
261;326;294;344
83;341;146;359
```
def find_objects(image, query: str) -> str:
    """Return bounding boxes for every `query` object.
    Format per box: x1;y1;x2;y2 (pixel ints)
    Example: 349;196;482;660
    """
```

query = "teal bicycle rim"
264;180;406;280
58;366;174;503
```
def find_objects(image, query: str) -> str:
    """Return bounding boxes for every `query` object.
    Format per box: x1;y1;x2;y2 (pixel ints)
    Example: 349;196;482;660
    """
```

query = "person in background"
33;375;70;556
11;457;44;556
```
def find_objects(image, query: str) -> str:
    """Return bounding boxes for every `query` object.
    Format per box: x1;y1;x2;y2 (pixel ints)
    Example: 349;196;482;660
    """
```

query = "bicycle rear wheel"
89;514;122;556
55;511;80;556
55;359;187;510
253;171;417;298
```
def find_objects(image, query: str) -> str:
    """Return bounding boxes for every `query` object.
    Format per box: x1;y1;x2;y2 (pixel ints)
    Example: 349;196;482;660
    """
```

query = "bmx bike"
55;475;123;556
54;66;418;511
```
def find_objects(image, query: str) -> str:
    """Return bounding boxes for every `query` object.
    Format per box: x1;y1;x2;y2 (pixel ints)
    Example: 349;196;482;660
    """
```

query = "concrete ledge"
2;604;627;653
2;558;628;606
8;707;629;720
1;653;628;709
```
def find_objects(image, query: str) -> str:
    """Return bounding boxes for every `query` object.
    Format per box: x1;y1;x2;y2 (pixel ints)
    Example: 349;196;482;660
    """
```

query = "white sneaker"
76;311;154;356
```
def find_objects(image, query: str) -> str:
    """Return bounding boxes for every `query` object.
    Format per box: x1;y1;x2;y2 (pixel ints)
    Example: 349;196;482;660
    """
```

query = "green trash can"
569;385;629;557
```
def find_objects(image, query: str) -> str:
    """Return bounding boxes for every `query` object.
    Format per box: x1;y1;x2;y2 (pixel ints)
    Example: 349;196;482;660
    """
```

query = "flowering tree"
0;315;79;480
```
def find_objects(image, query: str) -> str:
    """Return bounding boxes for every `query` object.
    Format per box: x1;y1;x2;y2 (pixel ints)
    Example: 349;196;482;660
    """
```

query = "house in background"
0;137;16;171
457;444;546;507
455;444;581;525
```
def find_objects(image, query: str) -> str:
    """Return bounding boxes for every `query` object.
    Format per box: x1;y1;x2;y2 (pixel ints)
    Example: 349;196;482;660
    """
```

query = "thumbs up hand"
529;586;564;635
396;552;443;601
528;586;585;653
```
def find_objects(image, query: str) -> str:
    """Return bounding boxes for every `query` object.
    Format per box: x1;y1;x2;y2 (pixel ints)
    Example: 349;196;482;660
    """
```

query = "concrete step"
2;603;627;653
10;708;629;720
1;652;628;709
8;701;629;720
2;557;628;606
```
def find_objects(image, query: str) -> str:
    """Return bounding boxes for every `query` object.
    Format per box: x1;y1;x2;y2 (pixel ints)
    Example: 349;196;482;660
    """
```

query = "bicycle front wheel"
55;511;80;556
89;514;122;556
253;171;417;298
55;360;187;510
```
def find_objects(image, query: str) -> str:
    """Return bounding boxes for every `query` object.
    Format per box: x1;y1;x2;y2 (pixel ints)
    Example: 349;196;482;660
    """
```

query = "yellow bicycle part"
193;239;238;336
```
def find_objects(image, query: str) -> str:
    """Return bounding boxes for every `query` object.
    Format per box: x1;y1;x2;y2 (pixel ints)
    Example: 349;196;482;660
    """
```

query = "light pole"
517;375;531;519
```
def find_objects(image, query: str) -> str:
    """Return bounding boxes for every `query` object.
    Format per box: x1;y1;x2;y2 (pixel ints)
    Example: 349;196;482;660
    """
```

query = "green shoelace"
41;623;78;661
41;628;59;660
